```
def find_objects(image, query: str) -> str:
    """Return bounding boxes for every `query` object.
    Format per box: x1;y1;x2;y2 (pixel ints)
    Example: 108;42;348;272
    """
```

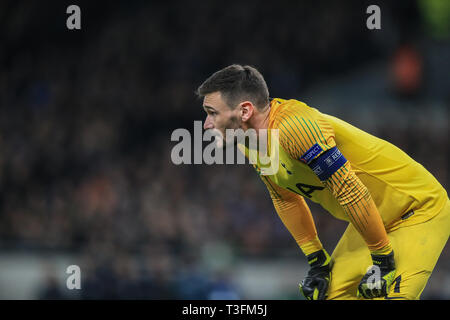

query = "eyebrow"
203;105;216;112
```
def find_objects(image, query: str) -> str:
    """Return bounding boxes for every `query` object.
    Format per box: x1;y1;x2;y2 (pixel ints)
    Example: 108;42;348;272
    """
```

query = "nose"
204;115;213;130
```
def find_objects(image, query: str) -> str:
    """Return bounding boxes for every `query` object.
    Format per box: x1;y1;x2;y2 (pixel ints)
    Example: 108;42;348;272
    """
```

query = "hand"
357;250;396;299
299;249;332;300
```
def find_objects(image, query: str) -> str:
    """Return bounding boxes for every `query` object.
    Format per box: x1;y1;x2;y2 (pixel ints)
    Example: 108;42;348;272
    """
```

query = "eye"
203;106;218;116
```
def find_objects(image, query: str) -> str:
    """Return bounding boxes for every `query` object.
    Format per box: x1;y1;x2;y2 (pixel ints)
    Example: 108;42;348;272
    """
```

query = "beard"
219;115;243;149
204;116;242;150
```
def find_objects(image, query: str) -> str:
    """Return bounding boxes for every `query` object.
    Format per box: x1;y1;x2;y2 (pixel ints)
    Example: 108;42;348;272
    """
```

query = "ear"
239;101;255;122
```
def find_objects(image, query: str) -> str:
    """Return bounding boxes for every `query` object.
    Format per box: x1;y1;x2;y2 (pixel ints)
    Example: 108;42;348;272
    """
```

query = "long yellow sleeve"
270;99;392;254
323;161;392;254
260;175;324;255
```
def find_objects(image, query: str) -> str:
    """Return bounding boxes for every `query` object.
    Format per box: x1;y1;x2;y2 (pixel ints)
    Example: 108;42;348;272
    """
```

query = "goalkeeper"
196;65;450;300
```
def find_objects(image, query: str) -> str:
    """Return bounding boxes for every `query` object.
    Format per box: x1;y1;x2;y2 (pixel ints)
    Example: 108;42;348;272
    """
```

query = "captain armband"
300;144;347;181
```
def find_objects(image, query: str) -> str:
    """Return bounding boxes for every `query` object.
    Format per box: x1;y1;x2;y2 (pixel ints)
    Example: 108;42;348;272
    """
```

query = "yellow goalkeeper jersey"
238;98;448;252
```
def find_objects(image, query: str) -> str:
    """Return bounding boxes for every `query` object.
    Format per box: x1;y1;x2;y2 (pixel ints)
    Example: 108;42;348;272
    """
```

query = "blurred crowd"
0;1;448;299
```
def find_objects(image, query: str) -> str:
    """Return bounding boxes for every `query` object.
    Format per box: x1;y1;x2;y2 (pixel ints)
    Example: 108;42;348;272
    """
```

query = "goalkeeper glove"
299;249;332;300
357;250;396;299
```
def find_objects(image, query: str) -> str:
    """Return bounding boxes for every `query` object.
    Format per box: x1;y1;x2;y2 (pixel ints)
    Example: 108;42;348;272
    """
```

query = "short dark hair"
196;64;269;110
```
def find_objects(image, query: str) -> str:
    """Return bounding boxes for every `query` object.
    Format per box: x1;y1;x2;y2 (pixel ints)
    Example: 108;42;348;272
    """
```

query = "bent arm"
317;157;392;254
274;103;392;255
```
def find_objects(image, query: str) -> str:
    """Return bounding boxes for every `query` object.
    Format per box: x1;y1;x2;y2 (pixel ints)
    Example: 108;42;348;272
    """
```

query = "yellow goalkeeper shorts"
327;199;450;300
